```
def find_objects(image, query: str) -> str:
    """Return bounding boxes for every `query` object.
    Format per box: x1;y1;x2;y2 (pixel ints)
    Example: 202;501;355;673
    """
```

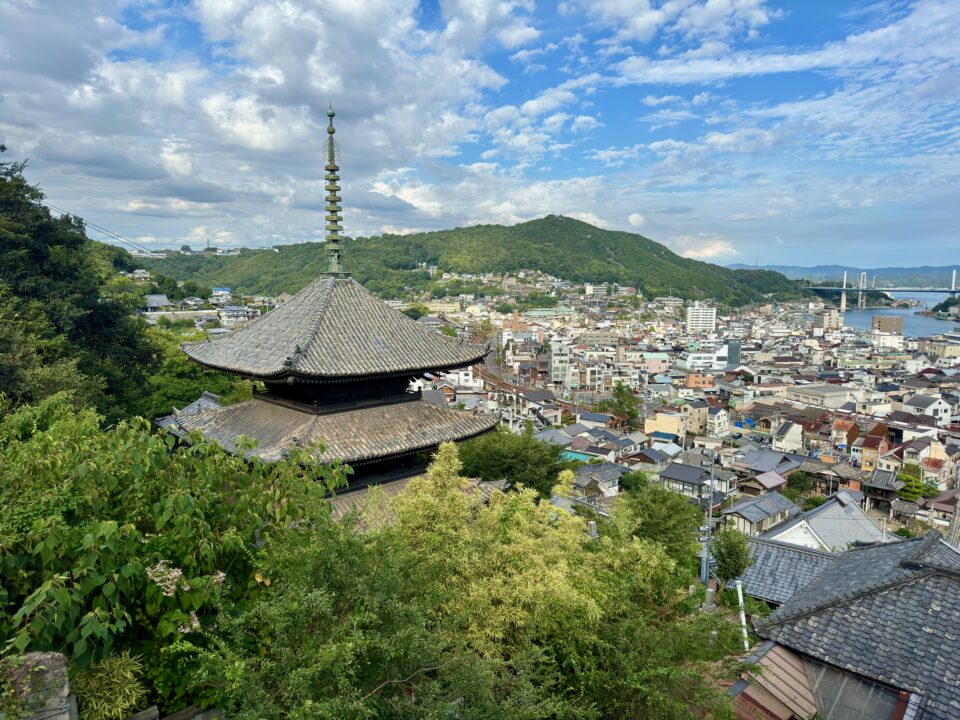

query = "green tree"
596;382;641;429
898;464;924;502
438;325;457;337
195;444;741;719
781;471;813;502
711;528;752;587
611;483;701;565
458;426;573;497
180;280;211;299
0;160;157;420
401;301;429;320
620;469;650;494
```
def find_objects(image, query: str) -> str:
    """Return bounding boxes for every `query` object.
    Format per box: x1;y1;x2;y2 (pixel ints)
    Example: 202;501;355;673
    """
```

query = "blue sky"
1;0;958;265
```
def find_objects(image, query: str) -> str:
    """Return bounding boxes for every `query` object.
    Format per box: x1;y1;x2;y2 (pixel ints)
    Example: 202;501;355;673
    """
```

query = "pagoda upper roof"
183;277;488;380
168;395;498;464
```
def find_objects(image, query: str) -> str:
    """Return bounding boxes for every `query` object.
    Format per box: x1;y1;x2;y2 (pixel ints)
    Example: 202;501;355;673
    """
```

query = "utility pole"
700;452;716;585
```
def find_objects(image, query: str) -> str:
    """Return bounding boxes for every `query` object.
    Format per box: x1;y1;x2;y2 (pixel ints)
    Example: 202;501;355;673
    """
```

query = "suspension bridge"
805;271;958;309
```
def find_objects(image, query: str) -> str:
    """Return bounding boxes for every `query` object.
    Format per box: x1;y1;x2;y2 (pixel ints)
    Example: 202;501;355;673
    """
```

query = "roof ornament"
323;103;346;276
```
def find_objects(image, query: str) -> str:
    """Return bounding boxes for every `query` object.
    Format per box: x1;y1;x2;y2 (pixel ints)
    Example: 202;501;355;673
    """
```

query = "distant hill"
728;263;960;287
145;215;805;305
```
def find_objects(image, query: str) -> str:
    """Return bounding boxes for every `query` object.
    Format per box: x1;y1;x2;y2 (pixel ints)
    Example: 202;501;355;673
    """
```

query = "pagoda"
169;106;498;474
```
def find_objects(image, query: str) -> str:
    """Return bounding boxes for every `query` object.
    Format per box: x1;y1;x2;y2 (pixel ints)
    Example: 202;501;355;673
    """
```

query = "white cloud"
160;139;194;176
643;94;683;106
497;23;541;48
571;0;777;43
201;93;313;151
520;87;577;116
591;144;644;166
628;212;645;227
667;233;738;258
571;115;602;132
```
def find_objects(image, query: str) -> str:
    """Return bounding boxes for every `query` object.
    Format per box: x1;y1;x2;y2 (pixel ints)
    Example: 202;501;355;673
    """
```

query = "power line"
36;200;227;293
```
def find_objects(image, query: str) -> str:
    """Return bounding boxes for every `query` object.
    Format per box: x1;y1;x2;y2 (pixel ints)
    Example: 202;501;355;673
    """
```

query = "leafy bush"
0;394;347;708
73;652;146;720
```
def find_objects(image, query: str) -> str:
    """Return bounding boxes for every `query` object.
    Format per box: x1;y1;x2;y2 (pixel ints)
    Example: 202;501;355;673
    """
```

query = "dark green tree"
458;426;573;497
596;382;641;429
711;528;752;587
401;301;429;320
612;483;701;565
897;464;925;502
0;160;157;420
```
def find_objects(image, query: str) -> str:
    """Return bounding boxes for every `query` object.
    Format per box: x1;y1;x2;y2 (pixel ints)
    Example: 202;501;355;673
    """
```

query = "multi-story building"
872;315;903;334
547;340;571;385
686;301;717;333
814;308;843;331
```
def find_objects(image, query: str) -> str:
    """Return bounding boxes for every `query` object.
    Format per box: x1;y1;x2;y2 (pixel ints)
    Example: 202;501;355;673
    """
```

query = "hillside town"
7;0;960;717
146;263;960;538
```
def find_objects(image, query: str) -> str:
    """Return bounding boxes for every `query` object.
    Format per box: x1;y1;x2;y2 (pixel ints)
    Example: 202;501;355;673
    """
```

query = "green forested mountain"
147;215;804;305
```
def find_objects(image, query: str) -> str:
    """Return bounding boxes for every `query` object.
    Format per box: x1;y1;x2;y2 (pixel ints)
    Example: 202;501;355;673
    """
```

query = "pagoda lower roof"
183;277;488;380
167;395;499;465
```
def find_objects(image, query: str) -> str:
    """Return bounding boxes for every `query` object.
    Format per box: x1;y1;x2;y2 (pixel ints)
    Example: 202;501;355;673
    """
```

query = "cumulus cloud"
628;212;645;227
0;0;957;264
667;233;738;259
571;115;603;132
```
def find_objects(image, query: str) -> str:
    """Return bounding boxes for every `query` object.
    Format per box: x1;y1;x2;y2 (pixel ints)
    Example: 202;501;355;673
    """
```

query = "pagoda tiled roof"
169;395;499;465
183;277;488;380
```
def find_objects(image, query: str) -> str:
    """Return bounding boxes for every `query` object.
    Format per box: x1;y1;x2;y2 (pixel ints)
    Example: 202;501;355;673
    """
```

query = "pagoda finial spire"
323;103;344;275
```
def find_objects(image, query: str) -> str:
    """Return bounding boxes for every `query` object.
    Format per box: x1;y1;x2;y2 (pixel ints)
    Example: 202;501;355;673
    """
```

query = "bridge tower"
840;271;848;314
857;271;867;309
952;269;957;298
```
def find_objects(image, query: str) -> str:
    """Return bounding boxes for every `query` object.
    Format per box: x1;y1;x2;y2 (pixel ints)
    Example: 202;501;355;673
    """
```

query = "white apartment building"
686;301;717;333
547;340;571;385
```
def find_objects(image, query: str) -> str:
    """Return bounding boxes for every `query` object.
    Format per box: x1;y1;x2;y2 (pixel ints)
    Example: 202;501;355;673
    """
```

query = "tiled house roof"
723;491;797;524
183;277;489;380
169;395;498;465
756;532;960;720
739;537;838;605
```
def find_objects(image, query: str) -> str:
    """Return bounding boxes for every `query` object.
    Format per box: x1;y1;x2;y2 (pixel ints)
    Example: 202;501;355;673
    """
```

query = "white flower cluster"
146;560;186;597
213;570;227;586
178;611;200;634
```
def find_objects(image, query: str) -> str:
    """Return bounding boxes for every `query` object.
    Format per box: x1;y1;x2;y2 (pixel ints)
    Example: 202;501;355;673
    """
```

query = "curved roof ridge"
182;276;488;379
901;529;946;566
758;567;938;630
287;277;336;372
748;536;838;559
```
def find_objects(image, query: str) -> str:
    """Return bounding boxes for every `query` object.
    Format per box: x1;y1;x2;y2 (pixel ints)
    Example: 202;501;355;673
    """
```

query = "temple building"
166;107;498;476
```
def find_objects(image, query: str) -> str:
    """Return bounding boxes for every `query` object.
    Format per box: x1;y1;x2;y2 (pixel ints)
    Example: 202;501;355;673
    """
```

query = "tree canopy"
711;529;753;588
458;425;576;497
195;445;741;719
0;160;157;420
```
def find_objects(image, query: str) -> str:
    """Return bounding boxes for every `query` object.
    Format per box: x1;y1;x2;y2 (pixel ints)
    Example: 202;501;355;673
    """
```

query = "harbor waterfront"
843;293;960;337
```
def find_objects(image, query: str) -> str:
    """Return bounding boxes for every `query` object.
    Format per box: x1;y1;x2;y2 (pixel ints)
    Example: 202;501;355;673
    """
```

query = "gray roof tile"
183;277;488;380
757;532;960;720
739;537;838;605
171;395;498;464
